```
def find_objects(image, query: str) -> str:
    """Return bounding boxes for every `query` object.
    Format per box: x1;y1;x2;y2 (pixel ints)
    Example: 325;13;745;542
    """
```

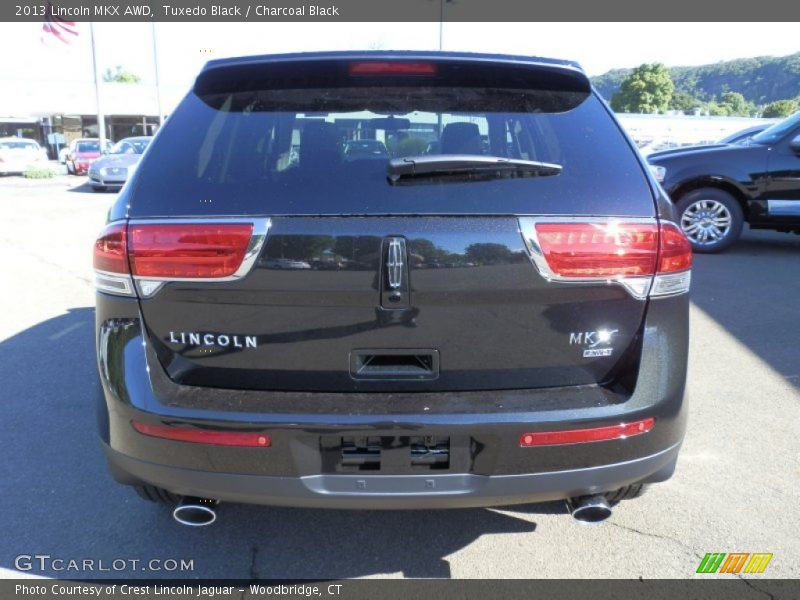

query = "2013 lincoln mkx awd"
93;51;691;526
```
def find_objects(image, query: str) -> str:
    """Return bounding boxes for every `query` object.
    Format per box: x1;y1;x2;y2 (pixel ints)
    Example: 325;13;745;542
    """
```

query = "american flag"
41;2;79;46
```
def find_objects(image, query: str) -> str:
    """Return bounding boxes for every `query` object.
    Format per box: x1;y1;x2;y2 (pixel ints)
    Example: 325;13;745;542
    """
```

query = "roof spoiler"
193;53;591;113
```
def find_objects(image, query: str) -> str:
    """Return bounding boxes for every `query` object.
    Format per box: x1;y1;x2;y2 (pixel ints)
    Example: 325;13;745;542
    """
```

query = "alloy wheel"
680;199;732;245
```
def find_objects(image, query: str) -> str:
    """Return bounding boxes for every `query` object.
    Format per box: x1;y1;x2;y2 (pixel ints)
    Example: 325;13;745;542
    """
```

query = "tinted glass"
0;141;38;151
128;88;654;217
110;138;151;154
77;142;100;153
751;111;800;145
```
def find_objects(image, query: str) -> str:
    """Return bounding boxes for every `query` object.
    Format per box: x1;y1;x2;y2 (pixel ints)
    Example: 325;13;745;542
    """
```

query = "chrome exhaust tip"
172;497;219;527
567;494;612;525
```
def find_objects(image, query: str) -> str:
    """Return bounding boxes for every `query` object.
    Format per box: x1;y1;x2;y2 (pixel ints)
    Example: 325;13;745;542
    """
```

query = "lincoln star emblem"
386;238;404;289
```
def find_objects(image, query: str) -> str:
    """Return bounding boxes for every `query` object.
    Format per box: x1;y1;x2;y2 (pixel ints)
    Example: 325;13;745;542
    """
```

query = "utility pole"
437;0;445;137
89;23;106;150
151;22;164;128
439;0;444;50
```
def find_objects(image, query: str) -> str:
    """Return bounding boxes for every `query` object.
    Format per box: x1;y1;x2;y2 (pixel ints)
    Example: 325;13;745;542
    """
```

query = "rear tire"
605;484;648;504
133;484;180;505
675;187;744;253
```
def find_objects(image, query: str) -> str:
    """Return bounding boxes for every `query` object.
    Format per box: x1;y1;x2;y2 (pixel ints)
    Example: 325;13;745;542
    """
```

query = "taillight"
93;223;133;295
535;222;659;278
93;223;129;273
93;219;269;297
519;219;691;299
519;418;655;447
651;221;692;296
349;61;438;76
132;421;271;447
657;222;692;273
129;223;254;278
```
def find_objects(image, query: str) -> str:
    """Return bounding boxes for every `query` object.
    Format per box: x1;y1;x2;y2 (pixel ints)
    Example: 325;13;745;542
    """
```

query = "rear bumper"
70;160;94;175
0;161;42;174
104;441;680;509
96;292;689;508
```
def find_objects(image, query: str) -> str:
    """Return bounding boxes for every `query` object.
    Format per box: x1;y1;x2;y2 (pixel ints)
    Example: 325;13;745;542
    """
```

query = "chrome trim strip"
650;270;691;298
94;269;134;296
517;216;659;301
767;199;800;217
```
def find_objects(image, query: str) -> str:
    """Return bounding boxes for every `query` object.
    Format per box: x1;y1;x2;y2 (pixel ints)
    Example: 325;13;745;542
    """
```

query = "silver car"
88;136;152;191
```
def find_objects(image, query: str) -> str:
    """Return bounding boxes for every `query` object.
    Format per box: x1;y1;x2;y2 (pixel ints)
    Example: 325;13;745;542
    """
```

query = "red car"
66;139;102;175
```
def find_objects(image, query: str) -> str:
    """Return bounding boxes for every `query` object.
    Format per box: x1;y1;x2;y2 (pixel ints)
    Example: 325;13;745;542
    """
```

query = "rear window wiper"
387;155;562;184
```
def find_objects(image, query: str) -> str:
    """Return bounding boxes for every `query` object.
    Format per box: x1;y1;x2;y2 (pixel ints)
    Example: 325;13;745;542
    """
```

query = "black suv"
93;52;691;526
648;111;800;253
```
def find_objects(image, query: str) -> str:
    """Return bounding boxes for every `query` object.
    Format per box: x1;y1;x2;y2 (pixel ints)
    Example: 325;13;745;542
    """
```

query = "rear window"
110;139;150;154
128;79;652;217
0;141;39;151
77;142;100;153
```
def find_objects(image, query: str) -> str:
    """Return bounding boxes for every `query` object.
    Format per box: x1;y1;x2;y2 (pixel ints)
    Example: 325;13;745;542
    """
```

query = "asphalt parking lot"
0;173;798;580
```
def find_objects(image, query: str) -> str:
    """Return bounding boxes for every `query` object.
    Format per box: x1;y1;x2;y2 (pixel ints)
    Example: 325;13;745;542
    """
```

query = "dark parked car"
93;51;691;526
648;111;800;252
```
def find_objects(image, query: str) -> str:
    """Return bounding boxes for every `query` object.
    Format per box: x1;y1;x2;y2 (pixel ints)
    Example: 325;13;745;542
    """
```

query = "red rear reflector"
132;421;271;447
349;61;438;76
535;222;659;277
93;223;129;274
657;222;693;273
519;418;655;447
129;223;253;279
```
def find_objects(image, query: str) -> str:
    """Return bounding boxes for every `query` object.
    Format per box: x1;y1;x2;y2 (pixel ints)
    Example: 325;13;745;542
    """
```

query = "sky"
0;21;798;91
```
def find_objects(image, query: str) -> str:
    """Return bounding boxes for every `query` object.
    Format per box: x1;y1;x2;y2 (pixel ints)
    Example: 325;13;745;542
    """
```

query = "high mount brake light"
519;219;692;299
348;61;438;76
92;220;270;297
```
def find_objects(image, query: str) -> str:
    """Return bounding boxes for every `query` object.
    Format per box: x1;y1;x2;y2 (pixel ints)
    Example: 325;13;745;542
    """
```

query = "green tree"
762;99;799;118
465;243;513;266
705;101;730;117
718;91;756;117
669;91;701;115
103;66;142;84
593;52;800;107
610;63;674;114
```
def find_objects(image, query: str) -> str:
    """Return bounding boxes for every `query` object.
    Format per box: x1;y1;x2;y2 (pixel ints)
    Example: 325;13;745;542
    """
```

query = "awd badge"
569;329;618;358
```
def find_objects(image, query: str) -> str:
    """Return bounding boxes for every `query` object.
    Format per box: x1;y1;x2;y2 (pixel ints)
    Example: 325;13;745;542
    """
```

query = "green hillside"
592;53;800;105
